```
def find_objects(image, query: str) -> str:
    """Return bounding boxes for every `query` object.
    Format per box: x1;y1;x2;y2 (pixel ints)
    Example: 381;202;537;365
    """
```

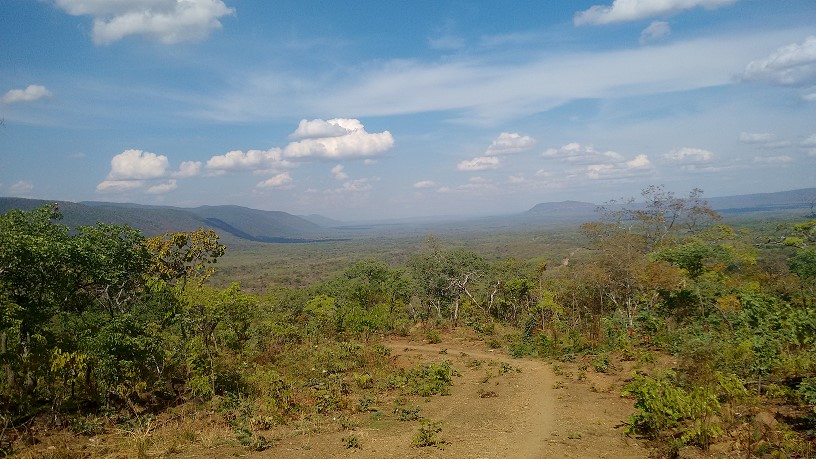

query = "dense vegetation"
0;186;814;457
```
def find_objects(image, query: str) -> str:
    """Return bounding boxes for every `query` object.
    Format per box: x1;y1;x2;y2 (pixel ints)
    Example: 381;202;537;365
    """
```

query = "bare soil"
256;336;649;459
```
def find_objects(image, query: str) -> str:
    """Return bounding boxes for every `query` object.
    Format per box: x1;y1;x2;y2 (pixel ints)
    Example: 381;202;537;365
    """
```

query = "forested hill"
0;198;334;242
705;187;816;212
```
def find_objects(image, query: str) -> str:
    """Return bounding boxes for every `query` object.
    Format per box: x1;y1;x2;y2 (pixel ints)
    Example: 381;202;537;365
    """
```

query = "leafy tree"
408;238;488;324
599;185;720;249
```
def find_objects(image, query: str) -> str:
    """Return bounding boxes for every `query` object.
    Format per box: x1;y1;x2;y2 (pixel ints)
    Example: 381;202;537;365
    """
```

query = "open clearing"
257;336;648;458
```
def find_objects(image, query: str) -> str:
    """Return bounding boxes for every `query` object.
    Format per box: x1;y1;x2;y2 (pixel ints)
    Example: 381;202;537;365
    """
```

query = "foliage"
405;361;459;396
412;419;445;448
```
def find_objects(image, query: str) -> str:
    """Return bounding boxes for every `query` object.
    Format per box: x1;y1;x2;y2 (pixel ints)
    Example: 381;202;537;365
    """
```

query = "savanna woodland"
1;186;814;458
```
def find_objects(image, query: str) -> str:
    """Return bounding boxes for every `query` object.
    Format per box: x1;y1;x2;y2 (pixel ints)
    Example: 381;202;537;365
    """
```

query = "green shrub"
412;419;445;448
406;361;459;396
394;406;421;421
591;353;611;373
342;435;362;449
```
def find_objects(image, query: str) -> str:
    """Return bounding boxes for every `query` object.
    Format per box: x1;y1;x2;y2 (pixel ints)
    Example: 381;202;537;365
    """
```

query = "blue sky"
1;0;815;220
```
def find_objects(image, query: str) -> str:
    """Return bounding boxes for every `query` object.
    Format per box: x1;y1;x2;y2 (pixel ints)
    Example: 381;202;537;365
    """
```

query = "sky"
1;0;815;221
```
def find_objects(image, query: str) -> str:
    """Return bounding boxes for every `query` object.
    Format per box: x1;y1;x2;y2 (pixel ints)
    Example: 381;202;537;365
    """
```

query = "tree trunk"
1;331;14;389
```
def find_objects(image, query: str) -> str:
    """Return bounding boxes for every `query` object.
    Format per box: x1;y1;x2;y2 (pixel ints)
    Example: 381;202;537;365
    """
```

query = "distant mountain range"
1;187;813;243
0;198;336;242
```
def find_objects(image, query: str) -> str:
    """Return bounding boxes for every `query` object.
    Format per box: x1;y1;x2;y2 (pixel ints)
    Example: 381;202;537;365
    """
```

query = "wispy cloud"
200;29;803;125
739;132;791;149
640;21;671;45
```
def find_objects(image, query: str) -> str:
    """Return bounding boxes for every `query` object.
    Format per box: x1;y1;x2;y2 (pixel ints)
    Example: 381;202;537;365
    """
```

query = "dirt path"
264;336;649;458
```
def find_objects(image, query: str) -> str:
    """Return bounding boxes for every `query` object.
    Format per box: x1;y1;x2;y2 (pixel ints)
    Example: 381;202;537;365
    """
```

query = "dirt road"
268;336;649;458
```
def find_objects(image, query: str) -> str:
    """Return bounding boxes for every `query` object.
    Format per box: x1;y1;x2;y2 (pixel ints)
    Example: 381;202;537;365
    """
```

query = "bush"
412;419;445;448
406;361;459;396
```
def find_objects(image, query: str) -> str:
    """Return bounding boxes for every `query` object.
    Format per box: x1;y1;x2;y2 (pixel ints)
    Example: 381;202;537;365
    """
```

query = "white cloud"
457;156;501;171
508;175;526;184
801;134;816;147
54;0;234;45
289;118;352;139
414;180;436;188
96;180;145;193
206;148;289;172
626;154;651;168
544;142;652;180
256;172;293;189
331;164;349;180
8;180;34;196
283;119;394;160
738;132;791;148
146;179;177;194
742;36;816;87
543;143;624;164
575;0;736;25
1;85;51;104
754;155;793;163
485;132;537;155
363;159;378;166
106;149;169;180
640;21;671;45
173;160;202;177
664;147;714;162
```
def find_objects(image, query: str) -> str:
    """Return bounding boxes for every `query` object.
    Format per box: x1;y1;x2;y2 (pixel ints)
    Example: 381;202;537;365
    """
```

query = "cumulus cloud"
54;0;234;45
485;132;536;155
543;143;624;164
106;149;169;180
98;149;199;194
331;164;349;180
256;172;293;189
1;85;51;104
173;160;202;177
146;179;177;194
640;21;671;45
96;180;145;193
206;148;289;172
626;154;651;168
414;180;436;188
8;180;34;196
575;0;736;25
544;142;652;180
289;118;352;139
457;156;501;171
664;147;714;162
742;36;816;88
739;132;791;149
283;119;394;160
